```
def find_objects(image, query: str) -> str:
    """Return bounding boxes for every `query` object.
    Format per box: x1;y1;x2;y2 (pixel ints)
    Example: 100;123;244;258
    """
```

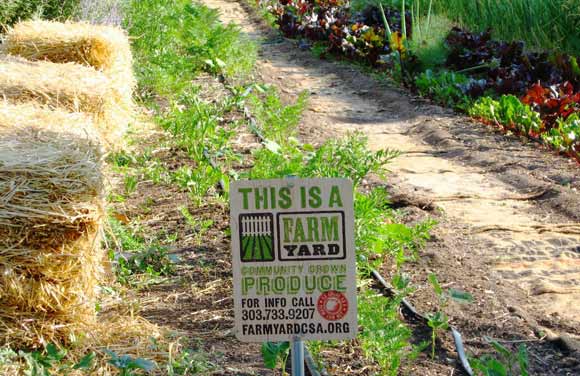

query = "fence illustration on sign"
239;213;275;262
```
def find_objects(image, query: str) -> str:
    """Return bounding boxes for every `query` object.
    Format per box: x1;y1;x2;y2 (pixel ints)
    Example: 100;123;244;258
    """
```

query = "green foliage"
160;91;236;159
358;289;412;376
127;0;256;99
424;0;580;57
105;350;155;376
371;0;580;56
354;189;434;272
261;342;290;371
469;95;542;135
470;339;529;376
249;130;399;188
409;13;452;70
17;344;94;375
415;70;471;108
426;273;473;359
0;0;79;27
172;164;226;204
107;217;175;285
167;349;215;375
180;206;213;244
246;86;309;144
541;113;580;152
302;133;399;187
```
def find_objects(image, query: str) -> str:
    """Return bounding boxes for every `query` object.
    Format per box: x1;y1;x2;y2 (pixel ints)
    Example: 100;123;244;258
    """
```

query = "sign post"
230;178;358;373
291;338;304;376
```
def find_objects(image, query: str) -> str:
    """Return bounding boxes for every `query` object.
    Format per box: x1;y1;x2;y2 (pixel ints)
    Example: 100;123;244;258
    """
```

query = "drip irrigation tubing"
371;269;474;376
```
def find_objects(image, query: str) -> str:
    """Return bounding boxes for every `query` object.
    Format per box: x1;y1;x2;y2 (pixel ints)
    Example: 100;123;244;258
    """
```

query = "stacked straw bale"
0;56;126;148
2;20;134;136
0;19;137;349
0;116;105;347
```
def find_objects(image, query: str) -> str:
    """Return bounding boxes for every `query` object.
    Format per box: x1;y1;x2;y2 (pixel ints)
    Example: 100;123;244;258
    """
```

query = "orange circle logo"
317;291;348;321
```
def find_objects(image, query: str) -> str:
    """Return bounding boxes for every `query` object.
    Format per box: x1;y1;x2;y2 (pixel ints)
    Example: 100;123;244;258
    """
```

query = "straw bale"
2;20;132;73
0;56;129;147
0;101;101;148
0;130;104;249
0;132;106;348
2;20;135;125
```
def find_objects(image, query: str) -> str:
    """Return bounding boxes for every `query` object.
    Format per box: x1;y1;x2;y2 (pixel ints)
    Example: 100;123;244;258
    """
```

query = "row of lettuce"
261;0;580;161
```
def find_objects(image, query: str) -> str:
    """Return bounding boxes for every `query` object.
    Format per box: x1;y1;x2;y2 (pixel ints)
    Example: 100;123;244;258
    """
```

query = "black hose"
371;268;474;376
202;147;226;194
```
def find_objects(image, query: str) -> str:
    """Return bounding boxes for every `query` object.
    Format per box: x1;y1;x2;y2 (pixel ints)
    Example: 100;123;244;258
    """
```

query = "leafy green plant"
470;339;529;376
159;93;232;160
167;349;215;375
261;342;290;373
415;69;471;108
107;217;175;285
18;344;94;376
172;165;226;204
124;175;138;196
105;350;155;376
246;86;309;145
354;189;434;272
127;0;256;98
0;0;79;27
0;347;17;366
180;206;214;245
302;133;399;187
469;95;542;135
426;273;473;359
541;113;580;153
358;288;412;376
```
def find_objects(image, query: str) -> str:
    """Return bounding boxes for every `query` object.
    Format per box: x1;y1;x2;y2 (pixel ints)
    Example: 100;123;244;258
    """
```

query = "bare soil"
119;1;580;374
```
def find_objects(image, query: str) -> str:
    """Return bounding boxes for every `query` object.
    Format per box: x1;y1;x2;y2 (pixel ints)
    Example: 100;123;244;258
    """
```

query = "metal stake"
291;338;304;376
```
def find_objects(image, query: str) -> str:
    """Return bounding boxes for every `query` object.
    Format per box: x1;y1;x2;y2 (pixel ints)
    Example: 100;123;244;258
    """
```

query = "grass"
433;0;580;56
374;0;580;57
409;13;453;70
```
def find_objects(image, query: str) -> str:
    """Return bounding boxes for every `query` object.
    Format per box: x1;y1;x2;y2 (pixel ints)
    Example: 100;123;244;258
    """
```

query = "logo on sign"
277;211;346;261
317;290;349;321
239;213;274;262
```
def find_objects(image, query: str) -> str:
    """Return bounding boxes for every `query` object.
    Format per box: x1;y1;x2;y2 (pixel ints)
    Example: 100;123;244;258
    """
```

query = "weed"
261;342;289;373
167;349;216;375
180;206;214;245
470;339;529;376
105;350;155;376
107;217;176;285
0;347;17;365
108;150;135;168
426;273;473;359
124;175;138;196
18;344;95;375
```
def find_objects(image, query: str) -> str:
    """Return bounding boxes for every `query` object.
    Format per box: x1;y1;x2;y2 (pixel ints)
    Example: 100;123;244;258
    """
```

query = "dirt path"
201;0;580;373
